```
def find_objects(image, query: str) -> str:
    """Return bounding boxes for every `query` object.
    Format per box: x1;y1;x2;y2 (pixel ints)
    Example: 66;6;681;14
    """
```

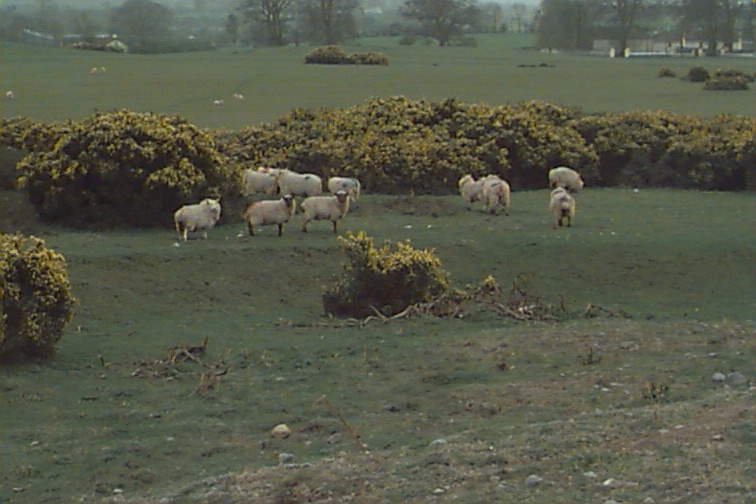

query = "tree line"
0;0;753;53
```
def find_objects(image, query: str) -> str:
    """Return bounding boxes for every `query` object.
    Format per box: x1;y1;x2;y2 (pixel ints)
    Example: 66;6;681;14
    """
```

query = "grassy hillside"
2;35;755;130
0;189;754;503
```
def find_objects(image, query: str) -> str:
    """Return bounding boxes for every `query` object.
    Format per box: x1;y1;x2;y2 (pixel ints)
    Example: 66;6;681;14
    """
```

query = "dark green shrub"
658;68;676;78
703;77;749;91
16;109;242;229
323;231;450;317
398;35;416;46
712;68;753;81
349;52;389;65
0;234;76;361
304;45;352;64
687;66;710;82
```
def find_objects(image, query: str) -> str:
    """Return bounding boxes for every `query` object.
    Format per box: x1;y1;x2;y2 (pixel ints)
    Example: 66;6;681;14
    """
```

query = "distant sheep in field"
300;190;350;234
277;169;323;198
233;93;244;101
245;194;296;236
548;166;584;193
5;90;14;100
213;99;225;106
242;167;279;197
174;198;222;241
90;67;98;74
327;177;361;201
549;188;576;228
482;176;511;215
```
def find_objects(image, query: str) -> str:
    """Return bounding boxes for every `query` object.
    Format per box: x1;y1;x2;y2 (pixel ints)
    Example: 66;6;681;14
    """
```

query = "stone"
525;474;543;487
726;372;747;386
271;423;292;439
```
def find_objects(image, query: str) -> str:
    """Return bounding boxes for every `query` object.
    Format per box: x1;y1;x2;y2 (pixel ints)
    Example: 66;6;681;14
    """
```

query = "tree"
225;13;240;43
300;0;360;45
72;12;100;42
239;0;293;46
537;0;596;49
401;0;481;46
511;2;527;32
109;0;174;47
681;0;720;55
480;2;504;32
611;0;643;55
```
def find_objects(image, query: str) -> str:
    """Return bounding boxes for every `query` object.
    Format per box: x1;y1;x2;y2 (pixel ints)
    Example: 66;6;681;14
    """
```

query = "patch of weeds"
643;381;670;403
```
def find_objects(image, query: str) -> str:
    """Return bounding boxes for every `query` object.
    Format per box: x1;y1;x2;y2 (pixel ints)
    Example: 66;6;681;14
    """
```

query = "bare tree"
512;2;527;33
612;0;643;55
240;0;293;46
401;0;481;46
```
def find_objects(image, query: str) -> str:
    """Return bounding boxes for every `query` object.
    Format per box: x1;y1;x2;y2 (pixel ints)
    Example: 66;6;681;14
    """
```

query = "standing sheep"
245;194;296;236
327;177;361;201
174;198;222;241
300;191;350;234
277;169;323;197
242;167;279;197
5;90;15;100
549;188;576;227
548;166;584;193
458;174;486;209
482;176;511;215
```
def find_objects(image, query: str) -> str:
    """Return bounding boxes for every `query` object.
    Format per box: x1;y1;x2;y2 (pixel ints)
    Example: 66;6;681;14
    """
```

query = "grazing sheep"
245;194;296;236
213;99;225;106
327;176;361;201
99;67;106;74
277;169;323;198
5;90;14;100
458;174;486;209
482;176;511;215
242;167;279;197
233;93;244;100
300;190;350;234
90;67;98;74
549;188;576;228
174;198;222;241
548;166;584;193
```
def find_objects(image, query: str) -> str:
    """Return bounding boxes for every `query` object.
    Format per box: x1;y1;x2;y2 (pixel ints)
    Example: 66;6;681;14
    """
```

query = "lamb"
549;188;576;228
242;167;279;197
245;194;296;236
481;176;511;215
327;176;361;201
174;198;222;241
5;90;15;100
277;169;323;198
548;166;584;193
300;190;350;234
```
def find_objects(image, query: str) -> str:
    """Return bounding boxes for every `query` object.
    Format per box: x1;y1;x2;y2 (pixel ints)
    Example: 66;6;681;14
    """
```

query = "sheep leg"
332;221;338;234
277;223;284;236
300;220;308;233
247;222;255;236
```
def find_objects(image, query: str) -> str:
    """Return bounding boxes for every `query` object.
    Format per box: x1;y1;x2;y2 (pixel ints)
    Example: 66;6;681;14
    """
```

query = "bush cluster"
323;231;450;317
687;66;710;82
658;68;676;78
304;45;388;65
14;110;242;229
0;234;76;361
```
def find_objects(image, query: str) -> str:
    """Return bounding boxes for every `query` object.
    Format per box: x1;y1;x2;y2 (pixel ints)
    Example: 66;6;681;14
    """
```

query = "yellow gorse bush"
0;234;76;361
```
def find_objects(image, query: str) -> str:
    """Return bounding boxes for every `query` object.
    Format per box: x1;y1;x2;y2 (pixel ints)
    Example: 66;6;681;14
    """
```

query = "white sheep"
482;176;511;215
277;169;323;198
213;99;225;106
548;166;584;193
174;198;222;241
245;194;296;236
233;93;244;101
5;90;15;100
327;176;361;201
90;67;98;74
242;167;279;197
458;174;485;209
549;188;576;227
300;190;350;234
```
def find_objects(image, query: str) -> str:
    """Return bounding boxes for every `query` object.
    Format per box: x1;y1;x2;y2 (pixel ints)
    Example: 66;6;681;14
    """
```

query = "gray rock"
430;438;447;447
711;372;726;382
583;471;598;479
525;474;543;487
726;372;747;386
278;452;295;464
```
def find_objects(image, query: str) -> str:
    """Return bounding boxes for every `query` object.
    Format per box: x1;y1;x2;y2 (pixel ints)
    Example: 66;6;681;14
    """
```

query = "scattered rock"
430;438;447;447
602;478;619;488
326;433;342;444
726;372;747;386
278;452;295;464
711;372;726;382
433;488;446;494
525;474;543;487
583;471;598;479
643;498;656;503
711;434;724;442
271;423;291;439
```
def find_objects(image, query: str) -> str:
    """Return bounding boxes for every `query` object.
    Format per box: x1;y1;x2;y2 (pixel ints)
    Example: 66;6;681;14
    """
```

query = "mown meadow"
0;35;754;503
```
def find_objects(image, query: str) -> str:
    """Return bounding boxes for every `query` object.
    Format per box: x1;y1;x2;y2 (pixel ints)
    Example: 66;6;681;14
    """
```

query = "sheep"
90;67;98;74
549;188;576;228
5;91;14;100
548;166;584;193
99;67;107;74
213;99;225;106
300;190;350;234
327;176;361;201
277;169;323;198
245;194;296;236
233;93;244;101
242;167;279;197
481;176;511;215
174;198;222;241
458;174;486;209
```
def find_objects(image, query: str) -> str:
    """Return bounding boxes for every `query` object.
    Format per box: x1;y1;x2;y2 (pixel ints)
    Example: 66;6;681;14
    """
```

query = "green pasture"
0;189;754;503
2;34;755;130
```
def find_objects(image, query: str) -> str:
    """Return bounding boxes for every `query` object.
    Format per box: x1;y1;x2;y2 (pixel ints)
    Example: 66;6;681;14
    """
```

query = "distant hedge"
304;45;389;65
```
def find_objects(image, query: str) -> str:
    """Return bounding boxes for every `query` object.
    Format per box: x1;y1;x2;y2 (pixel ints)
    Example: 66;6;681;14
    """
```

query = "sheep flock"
174;164;587;242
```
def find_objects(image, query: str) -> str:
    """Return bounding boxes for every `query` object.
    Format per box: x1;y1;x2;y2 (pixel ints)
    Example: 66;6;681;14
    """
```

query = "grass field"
0;189;754;503
2;34;755;130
